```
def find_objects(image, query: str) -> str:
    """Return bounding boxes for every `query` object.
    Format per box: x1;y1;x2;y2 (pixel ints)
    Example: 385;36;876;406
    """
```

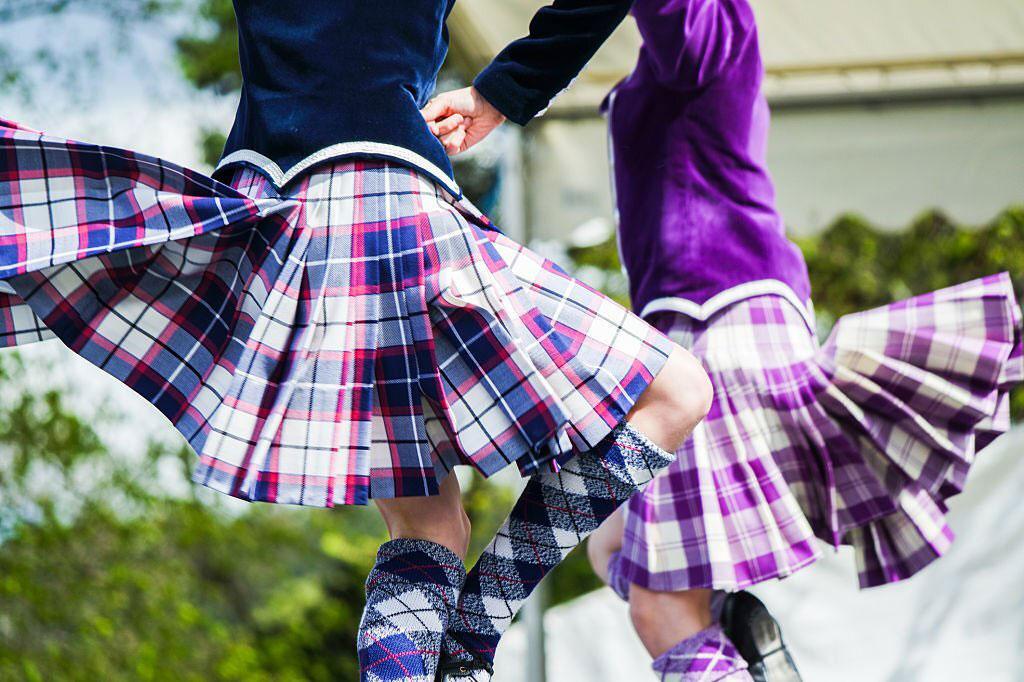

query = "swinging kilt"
0;119;674;506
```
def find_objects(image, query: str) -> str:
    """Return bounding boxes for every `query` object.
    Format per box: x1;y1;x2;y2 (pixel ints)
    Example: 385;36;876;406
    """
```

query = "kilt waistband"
216;141;462;198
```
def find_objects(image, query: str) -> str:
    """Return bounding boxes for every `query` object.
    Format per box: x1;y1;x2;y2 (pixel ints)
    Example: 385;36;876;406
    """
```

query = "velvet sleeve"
473;0;635;126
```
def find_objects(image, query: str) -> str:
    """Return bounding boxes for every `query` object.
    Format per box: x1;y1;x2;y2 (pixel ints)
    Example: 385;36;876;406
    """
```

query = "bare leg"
588;505;715;658
589;505;713;658
631;586;714;659
375;473;472;559
591;519;753;681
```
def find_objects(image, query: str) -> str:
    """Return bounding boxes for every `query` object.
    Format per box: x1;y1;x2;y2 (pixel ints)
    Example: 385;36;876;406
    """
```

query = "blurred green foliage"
175;0;239;95
174;0;235;170
0;355;516;680
797;208;1024;323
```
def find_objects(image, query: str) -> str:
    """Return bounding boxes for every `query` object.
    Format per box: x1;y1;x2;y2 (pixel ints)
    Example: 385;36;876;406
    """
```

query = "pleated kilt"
611;281;1022;590
0;119;674;506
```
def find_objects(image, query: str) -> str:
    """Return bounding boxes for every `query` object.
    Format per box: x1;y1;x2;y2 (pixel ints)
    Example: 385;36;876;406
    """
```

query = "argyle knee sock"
652;625;753;682
440;423;676;676
357;539;466;682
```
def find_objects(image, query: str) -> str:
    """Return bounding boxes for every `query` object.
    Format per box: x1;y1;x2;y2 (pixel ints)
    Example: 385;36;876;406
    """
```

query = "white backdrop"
495;428;1024;682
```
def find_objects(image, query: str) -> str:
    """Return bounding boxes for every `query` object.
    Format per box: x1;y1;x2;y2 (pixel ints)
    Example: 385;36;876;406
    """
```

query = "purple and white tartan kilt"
611;280;1022;591
0;119;674;506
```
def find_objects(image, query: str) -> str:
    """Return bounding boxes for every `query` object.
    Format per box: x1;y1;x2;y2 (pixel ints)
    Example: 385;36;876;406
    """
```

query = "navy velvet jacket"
216;0;633;196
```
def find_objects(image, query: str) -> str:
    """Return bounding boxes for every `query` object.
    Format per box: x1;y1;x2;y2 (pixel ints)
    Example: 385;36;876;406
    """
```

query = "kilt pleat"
616;277;1022;591
0;120;674;506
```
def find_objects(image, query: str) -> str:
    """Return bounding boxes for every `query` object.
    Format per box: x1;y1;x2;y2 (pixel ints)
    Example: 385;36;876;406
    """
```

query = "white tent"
449;1;1024;239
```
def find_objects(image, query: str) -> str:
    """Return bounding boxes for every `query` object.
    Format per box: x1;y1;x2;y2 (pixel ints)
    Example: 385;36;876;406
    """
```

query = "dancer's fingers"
441;127;468;155
421;95;454;124
429;113;465;137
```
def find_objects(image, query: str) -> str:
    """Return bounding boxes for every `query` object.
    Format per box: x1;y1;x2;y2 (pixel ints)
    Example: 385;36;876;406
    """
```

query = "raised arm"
423;0;634;154
473;0;634;125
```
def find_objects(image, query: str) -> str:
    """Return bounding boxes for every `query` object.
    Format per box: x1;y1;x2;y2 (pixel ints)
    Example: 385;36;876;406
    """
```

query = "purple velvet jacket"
606;0;811;319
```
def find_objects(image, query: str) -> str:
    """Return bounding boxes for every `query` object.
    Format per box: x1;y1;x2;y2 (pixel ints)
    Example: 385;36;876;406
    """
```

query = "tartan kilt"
612;280;1022;591
0;119;674;506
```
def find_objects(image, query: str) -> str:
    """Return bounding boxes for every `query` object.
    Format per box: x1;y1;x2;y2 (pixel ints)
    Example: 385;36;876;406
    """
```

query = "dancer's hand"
421;86;506;155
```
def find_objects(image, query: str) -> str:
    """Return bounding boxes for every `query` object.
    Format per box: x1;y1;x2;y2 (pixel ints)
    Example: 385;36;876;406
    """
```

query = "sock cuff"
656;624;727;662
603;422;676;487
617;422;675;463
369;538;467;592
376;538;464;565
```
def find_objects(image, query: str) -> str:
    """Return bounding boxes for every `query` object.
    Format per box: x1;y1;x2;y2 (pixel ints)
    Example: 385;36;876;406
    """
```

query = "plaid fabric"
442;423;676;669
652;625;751;682
613;278;1022;591
358;539;466;682
0;120;673;506
0;119;271;280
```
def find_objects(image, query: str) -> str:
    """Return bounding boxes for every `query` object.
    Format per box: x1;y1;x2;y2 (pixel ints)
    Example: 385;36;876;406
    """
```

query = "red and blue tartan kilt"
0;119;674;506
612;282;1022;592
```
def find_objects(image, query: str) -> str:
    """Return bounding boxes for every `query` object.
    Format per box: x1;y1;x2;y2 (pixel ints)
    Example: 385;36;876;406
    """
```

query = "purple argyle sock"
652;624;753;681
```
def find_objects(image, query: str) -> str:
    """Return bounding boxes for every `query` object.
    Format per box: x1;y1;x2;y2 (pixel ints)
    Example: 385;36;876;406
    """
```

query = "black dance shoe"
720;591;803;682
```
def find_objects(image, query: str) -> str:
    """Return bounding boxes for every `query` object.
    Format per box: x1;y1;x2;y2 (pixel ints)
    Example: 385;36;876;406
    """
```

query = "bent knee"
651;347;713;424
672;347;714;419
628;346;713;453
